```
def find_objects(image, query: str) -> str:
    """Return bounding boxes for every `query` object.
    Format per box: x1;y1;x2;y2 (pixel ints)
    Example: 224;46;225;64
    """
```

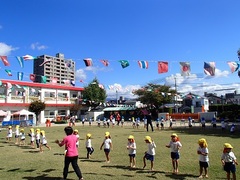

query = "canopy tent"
0;110;7;116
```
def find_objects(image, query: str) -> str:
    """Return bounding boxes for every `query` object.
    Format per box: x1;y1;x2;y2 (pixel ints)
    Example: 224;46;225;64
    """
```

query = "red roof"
1;79;84;91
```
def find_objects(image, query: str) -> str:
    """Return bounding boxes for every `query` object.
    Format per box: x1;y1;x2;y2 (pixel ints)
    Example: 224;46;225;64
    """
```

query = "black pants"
146;121;154;132
63;156;82;179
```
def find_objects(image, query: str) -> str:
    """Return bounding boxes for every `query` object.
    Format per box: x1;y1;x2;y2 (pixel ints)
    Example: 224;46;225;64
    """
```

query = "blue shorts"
104;148;110;153
199;161;209;168
129;154;136;158
171;152;180;160
224;162;236;173
144;153;154;161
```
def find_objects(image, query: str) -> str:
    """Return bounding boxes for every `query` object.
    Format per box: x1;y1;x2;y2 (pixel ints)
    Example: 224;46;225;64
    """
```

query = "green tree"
81;78;107;109
133;83;177;109
28;100;46;126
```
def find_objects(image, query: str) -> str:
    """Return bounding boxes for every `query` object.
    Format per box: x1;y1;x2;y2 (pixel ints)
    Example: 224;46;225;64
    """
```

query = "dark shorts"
15;135;19;138
224;162;236;173
171;152;180;160
129;154;136;158
104;148;110;153
86;147;94;154
156;123;159;127
144;153;154;161
199;161;209;168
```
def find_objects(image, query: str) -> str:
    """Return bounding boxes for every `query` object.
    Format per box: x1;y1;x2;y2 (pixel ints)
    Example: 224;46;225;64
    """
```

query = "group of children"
5;125;51;152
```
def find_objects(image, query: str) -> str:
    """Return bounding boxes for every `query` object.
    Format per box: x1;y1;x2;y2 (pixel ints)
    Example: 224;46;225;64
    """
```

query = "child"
166;133;182;174
143;136;156;171
81;117;85;126
103;118;107;127
28;128;35;148
201;117;206;129
127;135;136;168
40;130;51;152
160;117;164;130
197;138;209;178
55;126;83;180
230;124;235;133
86;133;94;159
19;128;26;146
100;132;113;163
136;117;140;129
35;128;41;149
6;126;13;142
143;117;147;129
211;117;217;128
132;117;136;129
169;116;173;129
221;119;226;131
156;118;160;130
221;143;238;180
89;117;92;126
15;125;20;144
121;116;124;127
73;129;80;148
97;118;101;127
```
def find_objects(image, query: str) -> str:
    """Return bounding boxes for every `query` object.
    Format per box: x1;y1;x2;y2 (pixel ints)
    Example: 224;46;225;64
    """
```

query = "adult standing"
146;114;154;132
55;126;83;180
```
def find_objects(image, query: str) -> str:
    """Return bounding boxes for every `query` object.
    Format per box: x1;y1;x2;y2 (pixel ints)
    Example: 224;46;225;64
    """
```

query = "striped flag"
100;60;109;66
204;62;215;76
158;61;168;73
227;61;239;73
17;72;24;81
83;58;93;66
16;56;24;68
22;54;36;60
5;69;12;76
138;61;149;69
0;56;10;66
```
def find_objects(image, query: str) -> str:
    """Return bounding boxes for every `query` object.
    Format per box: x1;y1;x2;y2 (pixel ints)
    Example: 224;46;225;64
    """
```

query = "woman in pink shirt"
55;126;83;180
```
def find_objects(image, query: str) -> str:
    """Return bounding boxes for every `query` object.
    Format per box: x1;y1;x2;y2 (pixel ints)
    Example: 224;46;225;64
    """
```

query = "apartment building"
33;53;75;85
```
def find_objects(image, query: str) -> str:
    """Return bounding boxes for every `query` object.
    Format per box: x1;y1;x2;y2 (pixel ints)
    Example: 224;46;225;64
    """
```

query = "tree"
28;100;46;126
81;78;107;109
133;83;177;109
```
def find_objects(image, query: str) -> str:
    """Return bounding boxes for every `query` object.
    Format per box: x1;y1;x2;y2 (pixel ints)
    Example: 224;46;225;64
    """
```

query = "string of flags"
1;55;240;83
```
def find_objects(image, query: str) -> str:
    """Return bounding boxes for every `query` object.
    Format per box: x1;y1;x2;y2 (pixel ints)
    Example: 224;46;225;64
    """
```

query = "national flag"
138;61;149;69
22;54;36;60
17;72;24;81
227;61;239;73
16;56;24;68
100;60;109;66
39;57;51;66
41;76;47;83
83;58;93;66
119;60;129;68
99;84;104;89
158;61;168;73
0;56;10;66
180;62;191;76
5;69;12;76
51;77;58;84
204;62;215;76
70;80;75;86
29;74;36;81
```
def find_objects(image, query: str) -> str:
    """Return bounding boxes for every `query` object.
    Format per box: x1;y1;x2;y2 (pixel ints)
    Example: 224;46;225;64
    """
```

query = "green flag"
41;76;47;83
119;60;129;68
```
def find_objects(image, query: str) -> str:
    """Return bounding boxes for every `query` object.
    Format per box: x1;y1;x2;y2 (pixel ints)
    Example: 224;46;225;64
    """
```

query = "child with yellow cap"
166;133;182;174
39;130;51;152
86;133;94;159
100;132;113;163
197;138;209;178
28;128;35;148
143;136;156;171
14;125;20;144
6;126;13;142
127;135;136;168
35;128;41;149
19;128;26;146
221;143;238;180
73;129;80;148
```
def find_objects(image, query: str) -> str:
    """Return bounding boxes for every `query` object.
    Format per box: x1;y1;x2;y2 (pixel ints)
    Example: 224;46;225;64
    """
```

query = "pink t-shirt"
59;134;78;157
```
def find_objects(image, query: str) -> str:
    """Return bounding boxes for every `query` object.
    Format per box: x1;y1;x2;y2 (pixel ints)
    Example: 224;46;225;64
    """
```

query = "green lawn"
0;122;239;180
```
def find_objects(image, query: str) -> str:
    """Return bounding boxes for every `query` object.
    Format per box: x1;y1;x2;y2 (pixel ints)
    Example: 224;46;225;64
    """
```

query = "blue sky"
1;0;240;98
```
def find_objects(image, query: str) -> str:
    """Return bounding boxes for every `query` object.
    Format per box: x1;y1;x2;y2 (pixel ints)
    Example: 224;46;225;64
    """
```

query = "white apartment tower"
33;53;75;85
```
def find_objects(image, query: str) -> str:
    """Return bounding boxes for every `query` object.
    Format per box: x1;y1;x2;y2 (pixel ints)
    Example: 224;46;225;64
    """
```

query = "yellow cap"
74;129;78;133
105;132;110;137
36;128;40;132
145;136;152;143
86;133;92;138
30;128;34;132
224;143;233;149
171;133;178;137
198;138;208;147
16;125;19;128
128;135;134;140
20;129;24;132
8;126;12;128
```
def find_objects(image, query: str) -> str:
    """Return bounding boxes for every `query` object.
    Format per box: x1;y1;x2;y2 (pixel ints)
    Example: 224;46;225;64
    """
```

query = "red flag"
0;56;10;66
51;77;58;84
30;74;36;81
100;60;109;66
158;61;168;73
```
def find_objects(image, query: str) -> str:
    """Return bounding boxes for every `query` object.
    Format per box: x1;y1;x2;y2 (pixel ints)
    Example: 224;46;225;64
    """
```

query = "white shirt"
146;142;156;155
168;141;182;153
221;151;237;163
127;142;136;155
7;129;13;138
197;147;209;162
103;138;112;149
41;135;47;144
86;139;92;148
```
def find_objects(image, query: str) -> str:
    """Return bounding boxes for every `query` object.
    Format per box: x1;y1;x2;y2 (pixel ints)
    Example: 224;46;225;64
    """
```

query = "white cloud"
106;84;141;99
0;42;18;55
75;68;87;81
30;42;48;50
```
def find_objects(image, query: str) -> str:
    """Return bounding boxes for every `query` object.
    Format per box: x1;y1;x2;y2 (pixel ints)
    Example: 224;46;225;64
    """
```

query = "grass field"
0;122;239;180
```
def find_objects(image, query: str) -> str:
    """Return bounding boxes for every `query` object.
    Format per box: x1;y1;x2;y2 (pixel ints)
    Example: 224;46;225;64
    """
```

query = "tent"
2;109;36;126
0;110;7;116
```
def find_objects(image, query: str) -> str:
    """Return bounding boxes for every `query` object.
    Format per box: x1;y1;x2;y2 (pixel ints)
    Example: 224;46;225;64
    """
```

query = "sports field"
0;121;239;180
